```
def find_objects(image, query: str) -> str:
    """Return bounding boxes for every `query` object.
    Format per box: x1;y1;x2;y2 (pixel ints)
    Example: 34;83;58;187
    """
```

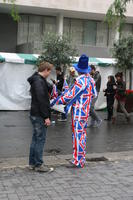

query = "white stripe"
75;121;79;165
78;78;85;121
33;54;39;58
0;52;24;63
97;58;116;64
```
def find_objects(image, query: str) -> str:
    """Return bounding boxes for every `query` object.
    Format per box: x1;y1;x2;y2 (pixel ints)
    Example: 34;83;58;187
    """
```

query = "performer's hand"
44;118;51;126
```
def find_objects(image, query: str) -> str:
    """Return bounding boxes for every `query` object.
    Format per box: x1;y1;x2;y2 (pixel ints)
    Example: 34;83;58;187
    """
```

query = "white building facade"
0;0;133;57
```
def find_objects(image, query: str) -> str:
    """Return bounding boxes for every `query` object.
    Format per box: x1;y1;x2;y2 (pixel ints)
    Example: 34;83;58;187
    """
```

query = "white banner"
0;63;35;110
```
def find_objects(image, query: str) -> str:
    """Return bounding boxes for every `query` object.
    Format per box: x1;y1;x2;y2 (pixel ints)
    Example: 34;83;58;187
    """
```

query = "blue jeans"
90;94;100;124
29;116;47;167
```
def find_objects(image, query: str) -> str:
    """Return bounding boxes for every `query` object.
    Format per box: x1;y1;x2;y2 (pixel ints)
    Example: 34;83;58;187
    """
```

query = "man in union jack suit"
52;54;97;168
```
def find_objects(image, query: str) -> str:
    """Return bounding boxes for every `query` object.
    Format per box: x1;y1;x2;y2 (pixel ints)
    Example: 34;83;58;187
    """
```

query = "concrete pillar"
114;21;120;42
115;30;120;41
57;14;63;36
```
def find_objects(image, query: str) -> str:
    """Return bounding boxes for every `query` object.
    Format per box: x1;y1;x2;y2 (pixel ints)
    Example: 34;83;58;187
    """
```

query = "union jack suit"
56;74;97;168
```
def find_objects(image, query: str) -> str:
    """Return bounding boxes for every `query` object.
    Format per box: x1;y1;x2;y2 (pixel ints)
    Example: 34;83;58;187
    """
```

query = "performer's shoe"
66;161;81;168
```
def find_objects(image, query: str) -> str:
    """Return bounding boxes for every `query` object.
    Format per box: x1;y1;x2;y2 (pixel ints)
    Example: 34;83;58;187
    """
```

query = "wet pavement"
0;111;133;159
1;160;133;200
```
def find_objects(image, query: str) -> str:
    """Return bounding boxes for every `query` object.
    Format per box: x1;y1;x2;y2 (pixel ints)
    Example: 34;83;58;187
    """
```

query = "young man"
53;55;97;168
28;61;53;172
112;72;130;124
89;65;102;127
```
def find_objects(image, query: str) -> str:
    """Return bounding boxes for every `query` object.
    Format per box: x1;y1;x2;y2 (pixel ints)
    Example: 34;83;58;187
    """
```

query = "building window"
70;19;83;44
28;16;42;43
96;22;108;47
63;18;71;38
64;18;83;44
43;17;56;36
122;24;133;37
83;20;97;46
17;15;56;46
17;15;28;45
63;18;109;47
108;24;133;47
108;27;116;47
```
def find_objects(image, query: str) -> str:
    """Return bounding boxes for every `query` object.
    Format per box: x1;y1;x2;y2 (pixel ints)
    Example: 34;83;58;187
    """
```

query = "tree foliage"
106;0;132;35
37;33;78;70
113;36;133;69
3;0;20;21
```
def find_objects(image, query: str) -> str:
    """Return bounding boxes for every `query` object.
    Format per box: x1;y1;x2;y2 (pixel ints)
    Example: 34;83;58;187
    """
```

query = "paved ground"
0;111;133;158
0;111;133;199
1;159;133;200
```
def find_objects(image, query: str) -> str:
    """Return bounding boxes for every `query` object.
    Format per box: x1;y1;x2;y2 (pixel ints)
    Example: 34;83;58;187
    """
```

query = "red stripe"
61;96;65;104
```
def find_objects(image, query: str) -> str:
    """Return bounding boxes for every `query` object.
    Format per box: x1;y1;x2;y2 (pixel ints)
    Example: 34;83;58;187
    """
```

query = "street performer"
51;54;97;168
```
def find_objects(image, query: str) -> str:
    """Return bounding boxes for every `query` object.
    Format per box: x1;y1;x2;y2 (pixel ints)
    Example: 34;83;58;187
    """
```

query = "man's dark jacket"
57;73;64;92
28;72;51;119
93;71;101;93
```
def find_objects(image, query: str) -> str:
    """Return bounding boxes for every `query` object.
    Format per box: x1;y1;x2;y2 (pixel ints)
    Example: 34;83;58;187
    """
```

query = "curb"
1;151;133;170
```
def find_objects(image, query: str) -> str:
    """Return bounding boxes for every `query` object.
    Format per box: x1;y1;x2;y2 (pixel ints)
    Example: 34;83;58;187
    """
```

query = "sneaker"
94;119;102;127
35;165;54;173
57;118;67;122
28;165;35;170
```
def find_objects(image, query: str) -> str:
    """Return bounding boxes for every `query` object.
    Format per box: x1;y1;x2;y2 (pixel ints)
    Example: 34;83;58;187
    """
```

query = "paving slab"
0;159;133;200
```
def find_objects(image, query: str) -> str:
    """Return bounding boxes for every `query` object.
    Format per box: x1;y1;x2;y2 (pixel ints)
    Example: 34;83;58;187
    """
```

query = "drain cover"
4;125;16;127
86;156;108;162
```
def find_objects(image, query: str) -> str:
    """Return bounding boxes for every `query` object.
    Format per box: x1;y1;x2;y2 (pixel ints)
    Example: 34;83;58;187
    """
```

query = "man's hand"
51;79;57;84
44;118;51;126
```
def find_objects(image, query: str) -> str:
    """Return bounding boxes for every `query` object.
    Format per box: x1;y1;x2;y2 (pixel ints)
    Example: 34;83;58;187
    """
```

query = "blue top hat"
73;54;91;74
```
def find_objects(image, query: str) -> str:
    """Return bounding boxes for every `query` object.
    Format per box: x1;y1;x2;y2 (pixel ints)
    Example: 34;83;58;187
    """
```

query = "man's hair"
56;67;62;72
38;61;53;72
115;72;123;78
90;65;96;71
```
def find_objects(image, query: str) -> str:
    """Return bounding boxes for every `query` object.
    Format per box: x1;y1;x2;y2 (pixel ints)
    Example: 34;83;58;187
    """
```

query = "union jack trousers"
56;74;97;168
